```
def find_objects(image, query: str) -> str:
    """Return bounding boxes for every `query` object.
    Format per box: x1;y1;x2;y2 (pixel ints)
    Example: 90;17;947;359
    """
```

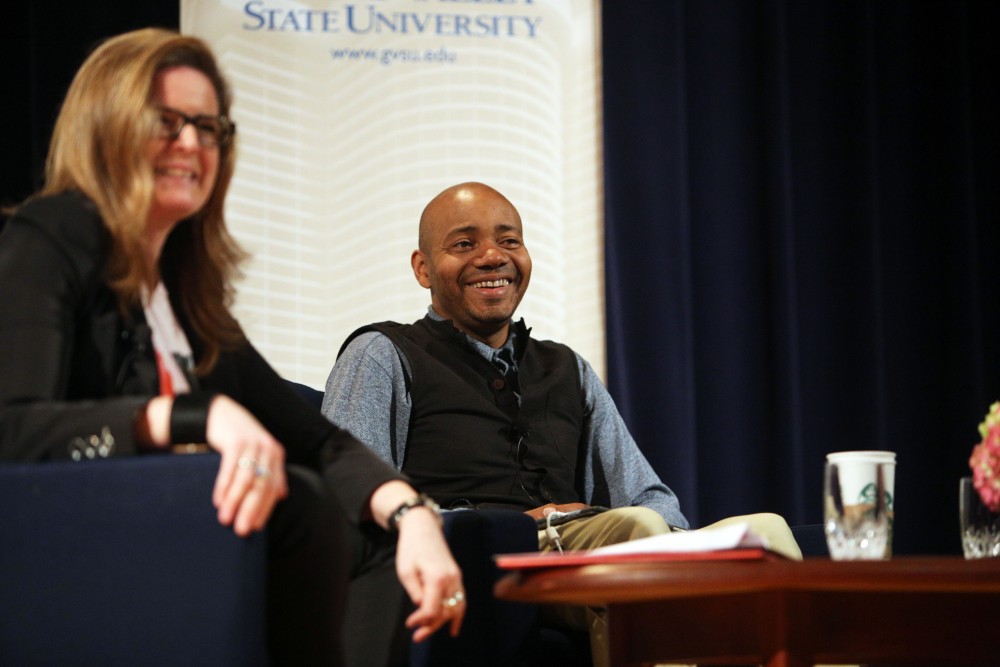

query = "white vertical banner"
181;0;604;388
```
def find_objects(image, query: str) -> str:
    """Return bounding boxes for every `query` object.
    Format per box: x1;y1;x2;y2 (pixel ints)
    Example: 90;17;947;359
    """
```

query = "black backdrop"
3;1;999;555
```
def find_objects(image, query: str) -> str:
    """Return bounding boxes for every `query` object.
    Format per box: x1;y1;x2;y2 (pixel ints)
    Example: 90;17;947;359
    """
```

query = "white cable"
545;511;565;554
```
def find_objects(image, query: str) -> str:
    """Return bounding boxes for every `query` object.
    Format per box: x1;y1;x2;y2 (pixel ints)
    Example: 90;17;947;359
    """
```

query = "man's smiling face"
412;183;532;348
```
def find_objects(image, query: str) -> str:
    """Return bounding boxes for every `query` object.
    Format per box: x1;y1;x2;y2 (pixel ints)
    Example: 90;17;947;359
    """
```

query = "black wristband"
388;493;442;532
169;392;215;444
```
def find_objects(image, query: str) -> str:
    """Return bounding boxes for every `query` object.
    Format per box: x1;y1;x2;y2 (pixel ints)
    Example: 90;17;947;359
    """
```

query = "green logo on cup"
858;482;893;511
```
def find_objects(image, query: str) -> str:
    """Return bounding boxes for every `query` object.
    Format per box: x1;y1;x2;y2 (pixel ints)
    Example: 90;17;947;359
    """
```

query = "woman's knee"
270;465;349;561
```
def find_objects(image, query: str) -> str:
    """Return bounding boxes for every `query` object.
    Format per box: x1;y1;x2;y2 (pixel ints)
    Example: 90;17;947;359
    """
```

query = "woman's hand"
138;394;287;536
369;481;465;642
204;395;288;536
396;508;465;642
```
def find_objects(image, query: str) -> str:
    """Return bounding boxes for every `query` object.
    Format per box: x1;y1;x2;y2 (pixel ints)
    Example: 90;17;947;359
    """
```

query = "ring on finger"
253;464;272;479
443;591;465;608
237;455;257;471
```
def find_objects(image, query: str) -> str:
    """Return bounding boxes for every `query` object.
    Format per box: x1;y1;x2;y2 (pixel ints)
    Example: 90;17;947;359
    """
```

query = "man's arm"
576;353;690;529
321;332;411;469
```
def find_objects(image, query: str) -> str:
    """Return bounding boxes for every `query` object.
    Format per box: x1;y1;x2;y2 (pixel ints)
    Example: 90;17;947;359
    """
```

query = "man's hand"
524;502;590;521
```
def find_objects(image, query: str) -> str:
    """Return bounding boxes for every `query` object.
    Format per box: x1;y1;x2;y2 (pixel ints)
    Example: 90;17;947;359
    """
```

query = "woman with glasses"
0;28;463;664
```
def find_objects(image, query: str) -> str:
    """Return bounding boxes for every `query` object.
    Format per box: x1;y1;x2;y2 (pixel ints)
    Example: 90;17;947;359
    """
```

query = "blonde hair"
43;28;245;373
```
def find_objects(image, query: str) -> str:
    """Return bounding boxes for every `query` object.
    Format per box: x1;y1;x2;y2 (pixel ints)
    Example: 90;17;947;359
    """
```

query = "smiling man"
323;182;799;667
325;182;688;525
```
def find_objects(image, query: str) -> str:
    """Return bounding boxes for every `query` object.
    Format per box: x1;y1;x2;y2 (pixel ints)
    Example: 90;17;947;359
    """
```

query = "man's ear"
411;250;432;289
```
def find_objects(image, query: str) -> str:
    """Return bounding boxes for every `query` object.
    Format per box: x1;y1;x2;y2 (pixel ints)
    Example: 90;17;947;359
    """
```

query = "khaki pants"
537;508;803;667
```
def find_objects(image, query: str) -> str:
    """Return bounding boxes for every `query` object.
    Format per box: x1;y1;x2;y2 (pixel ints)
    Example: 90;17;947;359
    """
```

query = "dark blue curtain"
4;1;998;557
603;0;1000;555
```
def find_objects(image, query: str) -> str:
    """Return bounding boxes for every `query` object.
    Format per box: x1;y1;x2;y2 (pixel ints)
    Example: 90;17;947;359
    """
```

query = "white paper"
590;522;768;556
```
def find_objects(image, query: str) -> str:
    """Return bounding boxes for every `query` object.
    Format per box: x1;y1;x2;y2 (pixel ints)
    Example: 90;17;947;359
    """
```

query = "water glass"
823;459;891;559
959;476;1000;558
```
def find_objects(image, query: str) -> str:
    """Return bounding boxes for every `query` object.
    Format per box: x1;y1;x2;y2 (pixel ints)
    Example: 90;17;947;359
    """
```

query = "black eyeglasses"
155;106;235;148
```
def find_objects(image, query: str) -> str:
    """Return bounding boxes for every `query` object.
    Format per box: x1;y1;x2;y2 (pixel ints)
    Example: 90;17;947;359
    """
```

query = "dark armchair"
286;381;579;667
0;454;269;666
0;382;572;667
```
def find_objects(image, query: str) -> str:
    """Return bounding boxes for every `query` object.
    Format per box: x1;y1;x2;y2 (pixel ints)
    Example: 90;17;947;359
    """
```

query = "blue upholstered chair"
0;383;568;667
0;453;269;666
287;381;580;667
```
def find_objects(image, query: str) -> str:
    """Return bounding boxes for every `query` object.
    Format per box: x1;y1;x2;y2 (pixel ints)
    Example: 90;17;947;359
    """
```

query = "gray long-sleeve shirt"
321;310;689;529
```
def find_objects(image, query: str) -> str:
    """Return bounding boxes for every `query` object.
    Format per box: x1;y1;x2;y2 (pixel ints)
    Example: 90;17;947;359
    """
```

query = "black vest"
344;316;585;510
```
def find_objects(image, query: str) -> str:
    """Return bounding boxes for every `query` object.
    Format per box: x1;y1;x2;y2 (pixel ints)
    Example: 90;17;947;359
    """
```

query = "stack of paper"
496;522;777;570
592;522;767;555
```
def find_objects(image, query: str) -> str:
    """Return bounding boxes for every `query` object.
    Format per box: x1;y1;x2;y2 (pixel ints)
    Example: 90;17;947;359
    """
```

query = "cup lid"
826;450;896;462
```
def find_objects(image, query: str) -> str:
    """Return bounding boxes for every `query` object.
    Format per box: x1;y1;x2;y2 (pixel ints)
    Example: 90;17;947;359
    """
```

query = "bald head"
418;182;520;253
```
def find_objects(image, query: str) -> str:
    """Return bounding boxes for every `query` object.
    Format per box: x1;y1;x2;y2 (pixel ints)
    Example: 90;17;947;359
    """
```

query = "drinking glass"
959;476;1000;559
823;460;891;559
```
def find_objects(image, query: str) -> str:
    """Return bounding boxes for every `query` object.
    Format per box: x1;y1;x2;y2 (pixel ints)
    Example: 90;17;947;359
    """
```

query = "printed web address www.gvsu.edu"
330;47;457;66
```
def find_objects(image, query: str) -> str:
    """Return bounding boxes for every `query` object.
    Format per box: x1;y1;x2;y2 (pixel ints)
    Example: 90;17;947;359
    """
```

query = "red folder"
495;547;773;570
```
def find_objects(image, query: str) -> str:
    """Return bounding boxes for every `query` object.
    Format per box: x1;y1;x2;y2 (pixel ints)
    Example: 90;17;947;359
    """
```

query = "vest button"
493;378;505;390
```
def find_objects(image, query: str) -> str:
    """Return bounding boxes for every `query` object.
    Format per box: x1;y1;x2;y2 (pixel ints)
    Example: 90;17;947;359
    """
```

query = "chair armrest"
0;454;268;666
409;508;540;667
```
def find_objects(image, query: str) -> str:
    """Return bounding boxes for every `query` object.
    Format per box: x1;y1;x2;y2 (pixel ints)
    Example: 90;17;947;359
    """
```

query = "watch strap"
388;493;442;532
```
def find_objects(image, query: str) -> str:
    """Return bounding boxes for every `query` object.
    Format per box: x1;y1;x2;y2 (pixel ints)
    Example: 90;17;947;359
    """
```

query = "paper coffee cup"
826;451;896;508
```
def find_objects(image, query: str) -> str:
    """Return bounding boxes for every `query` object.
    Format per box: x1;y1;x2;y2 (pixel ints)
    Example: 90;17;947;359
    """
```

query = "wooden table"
494;556;1000;667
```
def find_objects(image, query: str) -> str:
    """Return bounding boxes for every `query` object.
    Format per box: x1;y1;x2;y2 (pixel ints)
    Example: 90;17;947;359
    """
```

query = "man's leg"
534;508;803;667
544;506;671;552
537;507;672;667
700;512;802;560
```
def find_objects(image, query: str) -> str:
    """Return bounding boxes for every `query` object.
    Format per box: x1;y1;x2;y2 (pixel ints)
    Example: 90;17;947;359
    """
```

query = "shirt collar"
426;305;518;367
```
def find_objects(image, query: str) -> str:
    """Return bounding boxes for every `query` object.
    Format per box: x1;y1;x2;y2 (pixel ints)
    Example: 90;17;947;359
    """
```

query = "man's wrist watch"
388;493;442;532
